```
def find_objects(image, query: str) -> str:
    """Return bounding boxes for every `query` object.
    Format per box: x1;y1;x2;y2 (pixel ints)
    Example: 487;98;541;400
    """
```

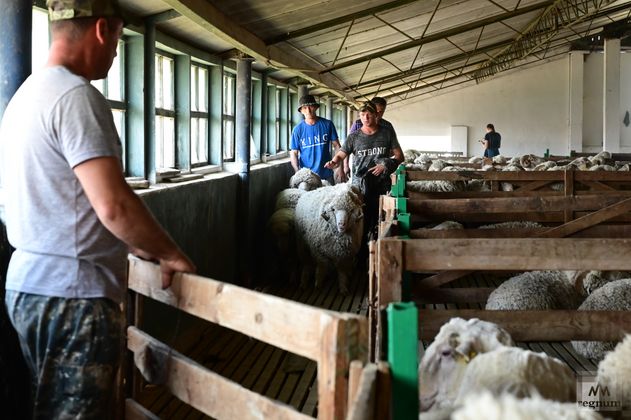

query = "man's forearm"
290;151;300;172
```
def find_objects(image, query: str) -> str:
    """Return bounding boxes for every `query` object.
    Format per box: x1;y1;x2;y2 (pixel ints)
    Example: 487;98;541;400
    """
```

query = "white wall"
583;52;631;152
387;59;570;157
387;52;631;157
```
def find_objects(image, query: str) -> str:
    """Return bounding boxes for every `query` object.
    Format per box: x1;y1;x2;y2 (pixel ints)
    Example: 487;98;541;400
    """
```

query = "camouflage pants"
5;291;124;420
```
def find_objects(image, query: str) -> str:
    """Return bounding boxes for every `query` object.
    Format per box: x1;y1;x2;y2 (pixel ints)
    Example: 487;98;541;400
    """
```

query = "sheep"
407;180;464;193
431;221;464;230
466;179;491;192
492;155;506;164
508;156;521;165
429;159;448;171
294;183;364;294
454;347;576;404
588;164;616;171
533;161;557;171
468;156;483;165
450;391;605;420
519;154;545;169
266;207;299;284
589;150;613;166
486;271;584;310
571;278;631;360
289;168;322;191
478;221;544;229
274;188;305;210
404;149;419;163
414;154;433;165
597;334;631;411
564;270;631;298
570;157;592;171
419;317;514;411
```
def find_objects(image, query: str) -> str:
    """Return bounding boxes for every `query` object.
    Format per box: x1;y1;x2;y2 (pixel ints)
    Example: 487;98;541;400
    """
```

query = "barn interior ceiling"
116;0;631;105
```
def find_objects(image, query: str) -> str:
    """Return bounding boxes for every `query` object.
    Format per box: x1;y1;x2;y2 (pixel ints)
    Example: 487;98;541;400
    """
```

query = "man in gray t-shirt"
325;101;403;236
0;1;195;417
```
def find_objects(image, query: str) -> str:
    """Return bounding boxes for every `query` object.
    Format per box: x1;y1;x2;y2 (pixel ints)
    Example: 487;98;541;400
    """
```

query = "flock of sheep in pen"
406;150;631;419
266;150;631;419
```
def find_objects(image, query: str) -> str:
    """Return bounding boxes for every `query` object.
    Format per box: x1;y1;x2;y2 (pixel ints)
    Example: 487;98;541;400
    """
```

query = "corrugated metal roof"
119;0;631;105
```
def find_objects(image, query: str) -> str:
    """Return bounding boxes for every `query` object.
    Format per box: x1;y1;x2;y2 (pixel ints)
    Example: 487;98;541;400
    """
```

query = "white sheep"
597;334;631;411
431;221;464;230
274;188;305;210
454;347;576;404
429;159;448;171
588;164;616;171
572;278;631;360
478;221;544;229
289;168;323;191
404;149;419;163
419;318;514;411
407;180;464;193
450;391;605;420
519;154;546;169
414;154;433;165
294;183;364;294
485;271;584;310
492;155;506;164
533;161;557;171
266;207;299;284
466;179;491;192
589;151;613;166
564;270;631;298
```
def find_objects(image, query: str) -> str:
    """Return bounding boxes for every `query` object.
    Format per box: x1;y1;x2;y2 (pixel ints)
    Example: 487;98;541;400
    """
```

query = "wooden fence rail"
125;257;368;420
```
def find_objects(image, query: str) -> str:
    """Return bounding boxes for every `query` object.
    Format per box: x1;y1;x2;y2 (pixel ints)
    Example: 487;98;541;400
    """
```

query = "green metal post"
398;212;411;238
390;164;406;197
387;302;419;420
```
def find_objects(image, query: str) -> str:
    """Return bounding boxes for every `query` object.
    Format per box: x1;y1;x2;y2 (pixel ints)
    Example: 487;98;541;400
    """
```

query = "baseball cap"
47;0;125;22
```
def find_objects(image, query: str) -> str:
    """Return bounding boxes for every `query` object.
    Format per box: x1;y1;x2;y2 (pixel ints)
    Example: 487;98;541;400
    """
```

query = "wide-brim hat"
47;0;126;23
298;94;320;112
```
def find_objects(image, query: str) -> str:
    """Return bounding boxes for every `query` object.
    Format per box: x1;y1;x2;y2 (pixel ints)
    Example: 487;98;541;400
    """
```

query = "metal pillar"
341;104;348;142
603;36;621;153
0;3;32;417
0;0;31;119
235;56;254;286
568;52;585;154
325;96;334;121
144;18;157;182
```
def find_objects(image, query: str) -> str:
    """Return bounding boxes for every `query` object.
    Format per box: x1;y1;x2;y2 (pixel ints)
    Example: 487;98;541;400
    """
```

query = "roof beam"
473;0;616;81
320;0;553;74
384;49;567;103
351;37;516;91
264;0;419;45
159;0;357;103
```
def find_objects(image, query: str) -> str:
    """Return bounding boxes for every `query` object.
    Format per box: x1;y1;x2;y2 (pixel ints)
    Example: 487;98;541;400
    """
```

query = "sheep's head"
419;318;514;411
320;187;364;234
290;168;322;191
321;204;363;234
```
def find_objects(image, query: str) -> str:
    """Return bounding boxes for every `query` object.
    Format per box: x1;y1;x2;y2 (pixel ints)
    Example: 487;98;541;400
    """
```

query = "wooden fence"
125;257;367;420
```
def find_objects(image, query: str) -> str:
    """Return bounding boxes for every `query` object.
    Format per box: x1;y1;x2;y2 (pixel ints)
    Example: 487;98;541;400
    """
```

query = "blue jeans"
484;148;500;158
5;291;124;420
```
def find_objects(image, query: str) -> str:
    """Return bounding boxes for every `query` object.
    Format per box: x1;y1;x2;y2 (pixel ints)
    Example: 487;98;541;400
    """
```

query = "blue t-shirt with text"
290;118;339;179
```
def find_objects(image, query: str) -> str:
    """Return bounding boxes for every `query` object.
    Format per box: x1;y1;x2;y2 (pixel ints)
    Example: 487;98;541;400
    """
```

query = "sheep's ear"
320;211;330;221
